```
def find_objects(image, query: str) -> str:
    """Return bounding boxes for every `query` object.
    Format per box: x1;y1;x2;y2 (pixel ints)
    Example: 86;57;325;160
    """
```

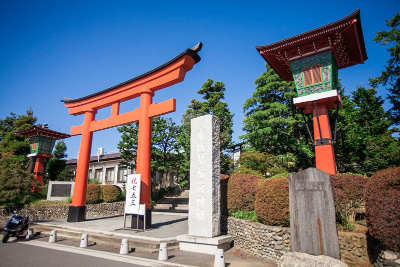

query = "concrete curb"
32;222;177;243
23;240;196;267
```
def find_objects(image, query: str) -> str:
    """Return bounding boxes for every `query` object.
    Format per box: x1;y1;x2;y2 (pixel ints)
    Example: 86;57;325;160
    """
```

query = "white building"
66;152;176;188
66;152;134;186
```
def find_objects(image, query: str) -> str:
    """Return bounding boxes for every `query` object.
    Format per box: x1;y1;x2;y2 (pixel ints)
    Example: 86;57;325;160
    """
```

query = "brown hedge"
86;184;102;204
227;173;262;214
102;185;122;203
220;174;229;215
365;167;400;252
255;176;289;227
330;173;368;225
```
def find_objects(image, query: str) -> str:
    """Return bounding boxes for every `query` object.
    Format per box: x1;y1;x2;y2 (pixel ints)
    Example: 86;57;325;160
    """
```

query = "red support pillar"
312;103;337;174
68;110;95;222
137;90;153;209
33;156;45;185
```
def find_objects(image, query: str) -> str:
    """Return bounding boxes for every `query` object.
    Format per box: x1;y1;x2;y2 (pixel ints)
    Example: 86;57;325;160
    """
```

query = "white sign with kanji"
124;174;141;214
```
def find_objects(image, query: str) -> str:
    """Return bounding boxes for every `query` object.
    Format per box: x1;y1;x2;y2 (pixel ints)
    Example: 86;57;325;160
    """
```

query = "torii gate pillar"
63;43;202;223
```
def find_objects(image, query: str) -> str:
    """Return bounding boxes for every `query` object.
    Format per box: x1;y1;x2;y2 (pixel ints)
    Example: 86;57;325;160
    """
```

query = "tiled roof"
66;151;135;165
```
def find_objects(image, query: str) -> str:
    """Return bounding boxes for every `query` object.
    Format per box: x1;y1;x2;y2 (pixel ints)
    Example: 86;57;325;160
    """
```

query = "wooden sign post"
289;168;340;259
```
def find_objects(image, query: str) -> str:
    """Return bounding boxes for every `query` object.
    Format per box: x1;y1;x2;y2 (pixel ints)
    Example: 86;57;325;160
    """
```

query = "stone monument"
289;168;340;259
177;115;231;254
47;181;75;201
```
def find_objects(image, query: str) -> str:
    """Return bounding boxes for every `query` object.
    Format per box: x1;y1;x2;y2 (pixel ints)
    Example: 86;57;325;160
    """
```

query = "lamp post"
255;9;368;174
15;125;70;188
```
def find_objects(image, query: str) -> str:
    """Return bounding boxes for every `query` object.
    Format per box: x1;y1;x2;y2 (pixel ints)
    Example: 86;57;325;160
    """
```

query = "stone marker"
289;168;340;259
188;114;220;237
177;115;231;254
47;181;75;201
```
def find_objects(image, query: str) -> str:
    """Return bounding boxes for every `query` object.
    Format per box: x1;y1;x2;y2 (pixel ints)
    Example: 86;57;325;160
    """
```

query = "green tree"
46;140;74;181
0;108;38;205
118;117;184;187
0;168;37;205
335;86;400;175
180;79;234;173
370;13;400;125
234;151;287;177
241;64;313;169
0;108;37;170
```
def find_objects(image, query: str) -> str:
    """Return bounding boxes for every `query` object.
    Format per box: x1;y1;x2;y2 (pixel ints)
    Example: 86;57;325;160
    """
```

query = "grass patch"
231;210;259;222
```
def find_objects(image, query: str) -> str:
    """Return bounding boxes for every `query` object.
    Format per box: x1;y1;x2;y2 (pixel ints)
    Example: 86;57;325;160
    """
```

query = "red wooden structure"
256;10;367;174
15;126;70;187
63;43;202;222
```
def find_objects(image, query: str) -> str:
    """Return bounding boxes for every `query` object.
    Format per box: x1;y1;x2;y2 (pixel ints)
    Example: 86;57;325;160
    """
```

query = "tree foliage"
0;167;37;205
370;12;400;125
46;140;74;181
233;151;287;178
118;117;184;186
180;79;234;174
335;86;400;176
241;64;313;170
0;108;37;170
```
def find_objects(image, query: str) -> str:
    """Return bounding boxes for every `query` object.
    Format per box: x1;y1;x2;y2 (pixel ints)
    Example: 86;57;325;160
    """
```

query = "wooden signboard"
289;168;340;259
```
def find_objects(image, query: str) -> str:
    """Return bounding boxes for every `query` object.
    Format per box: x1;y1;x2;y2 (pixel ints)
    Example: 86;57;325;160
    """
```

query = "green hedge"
86;184;102;204
101;185;122;202
255;176;289;226
365;167;400;252
330;173;368;226
227;173;262;214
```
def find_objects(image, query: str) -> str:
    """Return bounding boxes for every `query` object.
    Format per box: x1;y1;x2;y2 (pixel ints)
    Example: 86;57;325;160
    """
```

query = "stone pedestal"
177;235;232;255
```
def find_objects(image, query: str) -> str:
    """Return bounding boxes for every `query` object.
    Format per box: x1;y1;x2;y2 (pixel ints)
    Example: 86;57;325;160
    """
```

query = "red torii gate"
63;43;202;222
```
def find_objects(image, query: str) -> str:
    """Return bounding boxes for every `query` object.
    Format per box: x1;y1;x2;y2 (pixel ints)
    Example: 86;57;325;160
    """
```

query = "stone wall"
338;231;369;266
221;215;290;260
0;202;125;222
221;215;377;266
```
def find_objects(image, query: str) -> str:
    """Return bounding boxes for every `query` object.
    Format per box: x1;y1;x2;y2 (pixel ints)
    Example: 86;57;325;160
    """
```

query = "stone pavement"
34;212;189;240
27;212;277;266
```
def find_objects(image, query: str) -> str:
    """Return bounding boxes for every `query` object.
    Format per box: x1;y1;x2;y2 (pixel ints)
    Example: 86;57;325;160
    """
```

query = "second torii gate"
63;43;202;223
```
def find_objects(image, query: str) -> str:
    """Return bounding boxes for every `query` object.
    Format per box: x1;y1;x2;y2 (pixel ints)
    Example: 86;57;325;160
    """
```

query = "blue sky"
0;0;398;158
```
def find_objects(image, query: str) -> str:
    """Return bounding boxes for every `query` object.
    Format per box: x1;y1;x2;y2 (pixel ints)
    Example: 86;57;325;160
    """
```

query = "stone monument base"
177;234;232;255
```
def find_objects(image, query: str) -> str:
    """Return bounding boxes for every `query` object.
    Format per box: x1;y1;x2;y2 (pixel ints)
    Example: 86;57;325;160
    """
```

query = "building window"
94;169;103;182
118;167;128;183
105;167;115;183
302;64;322;86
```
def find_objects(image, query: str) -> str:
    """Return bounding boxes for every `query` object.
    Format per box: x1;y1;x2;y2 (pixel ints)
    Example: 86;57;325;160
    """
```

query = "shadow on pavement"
150;217;187;229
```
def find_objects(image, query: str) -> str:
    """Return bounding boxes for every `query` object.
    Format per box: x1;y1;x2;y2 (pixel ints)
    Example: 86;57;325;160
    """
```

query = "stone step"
153;203;188;209
32;224;179;254
152;208;188;213
157;197;189;204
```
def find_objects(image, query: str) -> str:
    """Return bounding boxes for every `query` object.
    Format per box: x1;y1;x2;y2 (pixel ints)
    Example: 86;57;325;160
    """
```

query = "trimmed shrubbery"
86;184;102;204
330;173;368;227
227;173;262;214
255;176;289;227
102;185;122;202
365;167;400;252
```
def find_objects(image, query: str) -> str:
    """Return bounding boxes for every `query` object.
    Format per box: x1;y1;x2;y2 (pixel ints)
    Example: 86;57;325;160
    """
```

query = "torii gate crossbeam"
63;43;202;223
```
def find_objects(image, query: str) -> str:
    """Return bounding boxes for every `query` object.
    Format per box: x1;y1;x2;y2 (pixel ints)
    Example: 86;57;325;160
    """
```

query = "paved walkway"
35;212;188;240
27;213;277;266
